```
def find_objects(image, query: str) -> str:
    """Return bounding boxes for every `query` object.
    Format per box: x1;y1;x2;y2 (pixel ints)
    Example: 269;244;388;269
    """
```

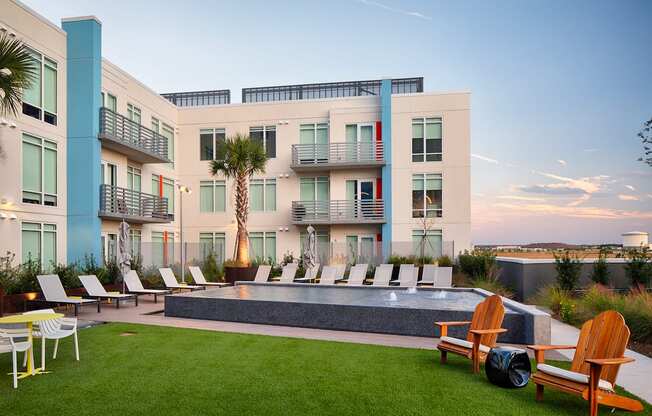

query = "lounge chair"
294;263;320;283
159;268;203;291
188;266;230;287
392;264;417;287
317;266;337;285
434;267;453;288
435;294;506;373
528;310;643;416
23;308;78;372
37;275;100;316
278;264;298;283
346;264;368;286
123;270;171;303
368;264;393;286
79;275;138;308
0;328;32;388
254;265;272;283
333;264;346;282
418;264;436;285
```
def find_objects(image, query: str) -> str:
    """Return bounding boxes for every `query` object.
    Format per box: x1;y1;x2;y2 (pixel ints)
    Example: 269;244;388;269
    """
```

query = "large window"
22;48;57;125
299;177;329;201
152;231;174;267
300;229;330;264
250;178;276;212
22;134;57;206
249;232;276;263
129;229;141;258
412;229;443;259
412;174;442;218
162;123;174;165
127;166;141;192
200;128;226;161
127;104;141;124
152;175;174;215
199;232;226;265
102;92;117;112
250;126;276;158
412;117;442;162
22;222;57;269
151;117;160;133
200;180;226;213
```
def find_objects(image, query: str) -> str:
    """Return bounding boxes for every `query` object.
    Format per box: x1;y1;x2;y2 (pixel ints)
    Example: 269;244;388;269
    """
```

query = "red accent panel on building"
376;178;382;199
158;175;163;196
376;233;382;242
376;121;382;140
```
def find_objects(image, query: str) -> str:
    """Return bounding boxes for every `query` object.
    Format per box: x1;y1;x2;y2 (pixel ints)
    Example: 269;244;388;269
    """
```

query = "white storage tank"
622;231;649;248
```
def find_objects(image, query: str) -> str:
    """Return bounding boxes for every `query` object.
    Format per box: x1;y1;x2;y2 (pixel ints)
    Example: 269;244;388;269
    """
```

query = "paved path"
72;295;650;403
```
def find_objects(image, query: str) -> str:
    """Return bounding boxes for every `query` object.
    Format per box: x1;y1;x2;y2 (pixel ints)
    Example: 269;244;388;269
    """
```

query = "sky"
23;0;652;245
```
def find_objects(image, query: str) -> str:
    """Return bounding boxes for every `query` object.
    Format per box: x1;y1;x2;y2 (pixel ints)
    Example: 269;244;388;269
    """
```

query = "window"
22;48;57;125
300;229;330;264
102;92;117;112
152;231;174;266
101;161;117;186
199;232;226;264
151;117;159;133
412;174;442;218
162;123;174;164
22;222;57;269
22;134;57;206
300;177;329;201
101;233;117;262
200;180;226;212
250;126;276;158
127;166;142;192
129;229;141;258
412;229;443;259
199;128;226;161
127;104;141;124
412;117;442;162
346;235;376;264
250;178;276;212
249;232;276;263
152;175;174;215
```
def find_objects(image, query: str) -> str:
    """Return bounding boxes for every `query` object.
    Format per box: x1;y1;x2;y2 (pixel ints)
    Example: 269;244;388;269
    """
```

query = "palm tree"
210;134;267;266
0;33;36;156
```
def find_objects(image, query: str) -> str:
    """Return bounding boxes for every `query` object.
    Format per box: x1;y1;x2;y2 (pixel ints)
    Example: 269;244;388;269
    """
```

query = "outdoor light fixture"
0;119;7;126
9;214;17;220
0;213;7;220
9;122;16;129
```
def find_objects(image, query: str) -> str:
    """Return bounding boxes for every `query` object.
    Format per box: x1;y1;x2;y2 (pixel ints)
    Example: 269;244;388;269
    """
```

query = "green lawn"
0;323;649;415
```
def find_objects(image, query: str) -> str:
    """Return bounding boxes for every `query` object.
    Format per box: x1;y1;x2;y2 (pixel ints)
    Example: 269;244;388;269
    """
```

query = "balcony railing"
291;142;385;171
291;199;385;224
98;107;170;164
99;184;172;224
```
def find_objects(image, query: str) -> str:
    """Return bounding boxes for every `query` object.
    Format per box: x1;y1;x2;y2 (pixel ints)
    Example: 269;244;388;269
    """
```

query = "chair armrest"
469;328;507;335
59;317;78;329
585;357;635;366
527;345;576;364
434;321;471;338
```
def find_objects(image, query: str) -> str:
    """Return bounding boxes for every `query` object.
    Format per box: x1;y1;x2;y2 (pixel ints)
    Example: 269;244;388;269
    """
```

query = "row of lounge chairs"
253;263;453;288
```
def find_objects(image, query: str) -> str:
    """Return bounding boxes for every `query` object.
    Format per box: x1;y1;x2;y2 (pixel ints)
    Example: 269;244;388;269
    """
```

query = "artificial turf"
0;323;649;415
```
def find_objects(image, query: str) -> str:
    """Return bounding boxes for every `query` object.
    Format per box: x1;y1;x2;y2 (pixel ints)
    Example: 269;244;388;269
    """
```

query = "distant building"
622;232;650;249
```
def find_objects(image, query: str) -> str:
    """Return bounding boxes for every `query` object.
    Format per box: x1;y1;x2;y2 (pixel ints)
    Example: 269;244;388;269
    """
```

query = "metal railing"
161;89;231;107
291;199;385;224
99;184;171;223
291;141;384;169
99;107;169;162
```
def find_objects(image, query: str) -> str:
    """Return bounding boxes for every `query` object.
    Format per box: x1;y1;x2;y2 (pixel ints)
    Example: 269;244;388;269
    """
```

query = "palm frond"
0;33;37;116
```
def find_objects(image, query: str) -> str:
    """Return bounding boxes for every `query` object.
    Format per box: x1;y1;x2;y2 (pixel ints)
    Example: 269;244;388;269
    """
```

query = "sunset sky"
25;0;652;244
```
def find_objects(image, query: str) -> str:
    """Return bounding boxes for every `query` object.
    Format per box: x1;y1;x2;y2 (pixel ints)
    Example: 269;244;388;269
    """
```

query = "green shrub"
436;255;453;267
590;256;610;286
554;251;582;291
624;248;651;287
201;253;223;282
457;250;497;280
387;254;433;267
469;278;513;299
52;262;80;289
131;253;144;276
141;265;164;288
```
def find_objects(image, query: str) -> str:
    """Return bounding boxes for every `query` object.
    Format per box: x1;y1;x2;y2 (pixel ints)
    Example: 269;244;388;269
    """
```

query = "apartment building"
0;0;470;270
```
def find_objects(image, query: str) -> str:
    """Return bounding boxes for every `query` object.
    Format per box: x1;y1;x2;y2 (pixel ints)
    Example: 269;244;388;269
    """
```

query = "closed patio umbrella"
118;220;131;293
303;224;316;269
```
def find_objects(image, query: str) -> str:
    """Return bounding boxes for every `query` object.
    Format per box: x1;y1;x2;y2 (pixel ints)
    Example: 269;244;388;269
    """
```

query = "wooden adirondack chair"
435;294;507;373
528;310;643;416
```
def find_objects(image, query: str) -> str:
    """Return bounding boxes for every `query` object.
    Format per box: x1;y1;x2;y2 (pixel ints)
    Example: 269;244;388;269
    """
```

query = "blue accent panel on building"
63;19;102;264
380;79;392;257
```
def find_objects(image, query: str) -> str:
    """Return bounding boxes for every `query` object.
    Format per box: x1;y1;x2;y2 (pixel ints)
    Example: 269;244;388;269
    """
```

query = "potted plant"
210;134;267;283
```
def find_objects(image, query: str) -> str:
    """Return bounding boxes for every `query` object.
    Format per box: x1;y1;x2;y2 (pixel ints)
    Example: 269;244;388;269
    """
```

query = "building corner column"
380;78;392;259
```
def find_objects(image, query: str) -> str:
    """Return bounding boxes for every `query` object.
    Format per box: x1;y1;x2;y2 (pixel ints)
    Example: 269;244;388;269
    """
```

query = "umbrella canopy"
117;220;131;290
303;225;316;269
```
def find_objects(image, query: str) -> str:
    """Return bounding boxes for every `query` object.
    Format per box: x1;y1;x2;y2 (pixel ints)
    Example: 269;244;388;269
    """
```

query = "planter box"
0;292;40;314
224;266;258;284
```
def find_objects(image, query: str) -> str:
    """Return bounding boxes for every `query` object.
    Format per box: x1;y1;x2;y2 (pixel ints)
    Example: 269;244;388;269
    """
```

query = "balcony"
98;107;170;164
99;184;172;224
291;199;385;225
291;142;385;171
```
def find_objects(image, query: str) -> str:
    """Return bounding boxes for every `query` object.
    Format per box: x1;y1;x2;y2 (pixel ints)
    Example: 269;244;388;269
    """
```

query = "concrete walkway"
72;295;651;403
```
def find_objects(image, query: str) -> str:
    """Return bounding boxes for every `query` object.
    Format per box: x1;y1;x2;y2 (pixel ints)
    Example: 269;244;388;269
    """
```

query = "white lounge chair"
254;265;272;283
0;328;32;388
37;274;100;316
434;267;453;288
79;275;137;308
124;270;171;303
317;266;337;285
419;264;437;286
294;263;320;283
334;264;346;282
369;264;393;286
158;268;203;291
392;264;417;287
22;308;78;372
188;266;230;288
278;264;298;283
346;264;368;286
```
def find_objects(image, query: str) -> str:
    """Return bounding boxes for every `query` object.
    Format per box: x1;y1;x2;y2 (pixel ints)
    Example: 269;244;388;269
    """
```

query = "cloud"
518;185;587;195
583;148;599;153
493;202;652;220
648;194;652;199
618;194;639;201
624;185;636;191
496;195;545;202
557;159;567;166
471;153;499;164
355;0;431;20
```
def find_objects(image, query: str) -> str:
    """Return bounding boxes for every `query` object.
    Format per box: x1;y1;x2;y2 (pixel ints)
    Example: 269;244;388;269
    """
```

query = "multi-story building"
0;0;470;270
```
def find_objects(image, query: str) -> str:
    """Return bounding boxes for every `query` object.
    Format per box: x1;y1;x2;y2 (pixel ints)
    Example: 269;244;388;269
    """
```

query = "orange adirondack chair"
435;294;507;373
528;310;643;416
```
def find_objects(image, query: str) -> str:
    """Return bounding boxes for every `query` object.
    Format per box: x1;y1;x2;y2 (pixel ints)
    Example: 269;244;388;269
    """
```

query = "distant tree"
638;117;652;167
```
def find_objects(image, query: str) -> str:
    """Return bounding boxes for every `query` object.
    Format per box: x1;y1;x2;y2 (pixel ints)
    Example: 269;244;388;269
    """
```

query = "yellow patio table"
0;312;64;378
